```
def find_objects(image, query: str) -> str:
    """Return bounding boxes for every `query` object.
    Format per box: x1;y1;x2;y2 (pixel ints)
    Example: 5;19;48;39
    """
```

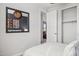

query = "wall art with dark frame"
6;7;29;33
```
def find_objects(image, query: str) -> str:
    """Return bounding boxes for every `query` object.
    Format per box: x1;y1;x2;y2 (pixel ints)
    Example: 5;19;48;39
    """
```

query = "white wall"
47;3;79;43
0;3;42;56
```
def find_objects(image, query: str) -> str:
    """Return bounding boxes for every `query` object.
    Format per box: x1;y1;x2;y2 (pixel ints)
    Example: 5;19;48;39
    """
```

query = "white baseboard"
12;52;24;56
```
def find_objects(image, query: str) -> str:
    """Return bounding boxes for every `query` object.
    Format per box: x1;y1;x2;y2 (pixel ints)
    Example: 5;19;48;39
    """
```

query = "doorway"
41;11;47;43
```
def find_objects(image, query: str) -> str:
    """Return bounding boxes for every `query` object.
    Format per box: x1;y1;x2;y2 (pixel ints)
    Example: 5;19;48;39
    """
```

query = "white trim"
12;52;24;56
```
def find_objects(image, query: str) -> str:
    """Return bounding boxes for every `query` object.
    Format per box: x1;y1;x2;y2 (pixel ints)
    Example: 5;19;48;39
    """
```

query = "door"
47;10;58;42
62;6;77;43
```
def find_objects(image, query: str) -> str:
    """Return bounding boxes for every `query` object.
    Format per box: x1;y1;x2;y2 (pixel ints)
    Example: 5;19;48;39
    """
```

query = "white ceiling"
33;3;64;10
34;3;55;9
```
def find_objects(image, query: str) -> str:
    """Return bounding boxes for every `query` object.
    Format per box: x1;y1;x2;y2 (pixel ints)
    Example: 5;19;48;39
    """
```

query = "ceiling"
35;3;55;8
33;3;64;10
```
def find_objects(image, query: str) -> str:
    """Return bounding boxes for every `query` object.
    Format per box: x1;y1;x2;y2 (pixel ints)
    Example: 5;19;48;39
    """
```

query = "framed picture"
6;7;29;33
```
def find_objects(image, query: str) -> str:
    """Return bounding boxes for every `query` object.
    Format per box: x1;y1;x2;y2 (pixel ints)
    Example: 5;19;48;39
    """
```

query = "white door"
62;7;77;43
47;10;57;42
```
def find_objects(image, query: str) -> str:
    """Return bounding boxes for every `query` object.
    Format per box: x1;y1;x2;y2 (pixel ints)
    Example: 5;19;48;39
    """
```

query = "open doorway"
41;11;47;43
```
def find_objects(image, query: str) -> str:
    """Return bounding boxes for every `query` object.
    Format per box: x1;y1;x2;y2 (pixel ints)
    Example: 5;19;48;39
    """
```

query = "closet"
62;6;77;43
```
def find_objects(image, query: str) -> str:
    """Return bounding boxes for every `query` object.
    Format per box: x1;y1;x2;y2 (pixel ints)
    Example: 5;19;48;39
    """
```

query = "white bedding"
23;40;79;56
63;40;79;56
23;42;67;56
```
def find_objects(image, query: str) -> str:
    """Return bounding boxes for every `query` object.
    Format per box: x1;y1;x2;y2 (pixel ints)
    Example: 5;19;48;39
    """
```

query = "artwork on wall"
6;7;29;33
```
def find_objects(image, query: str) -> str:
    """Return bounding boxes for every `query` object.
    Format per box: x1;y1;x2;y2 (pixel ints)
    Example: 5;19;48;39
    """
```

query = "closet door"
47;10;57;42
63;22;77;43
62;7;77;43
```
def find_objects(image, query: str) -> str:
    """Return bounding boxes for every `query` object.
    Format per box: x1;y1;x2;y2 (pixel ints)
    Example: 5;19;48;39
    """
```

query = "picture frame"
6;7;29;33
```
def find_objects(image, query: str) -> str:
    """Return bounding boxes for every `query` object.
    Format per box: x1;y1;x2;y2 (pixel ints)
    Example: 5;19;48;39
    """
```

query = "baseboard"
12;52;24;56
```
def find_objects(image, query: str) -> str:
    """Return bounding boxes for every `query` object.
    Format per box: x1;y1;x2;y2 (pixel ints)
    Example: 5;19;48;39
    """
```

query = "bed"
23;40;79;56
